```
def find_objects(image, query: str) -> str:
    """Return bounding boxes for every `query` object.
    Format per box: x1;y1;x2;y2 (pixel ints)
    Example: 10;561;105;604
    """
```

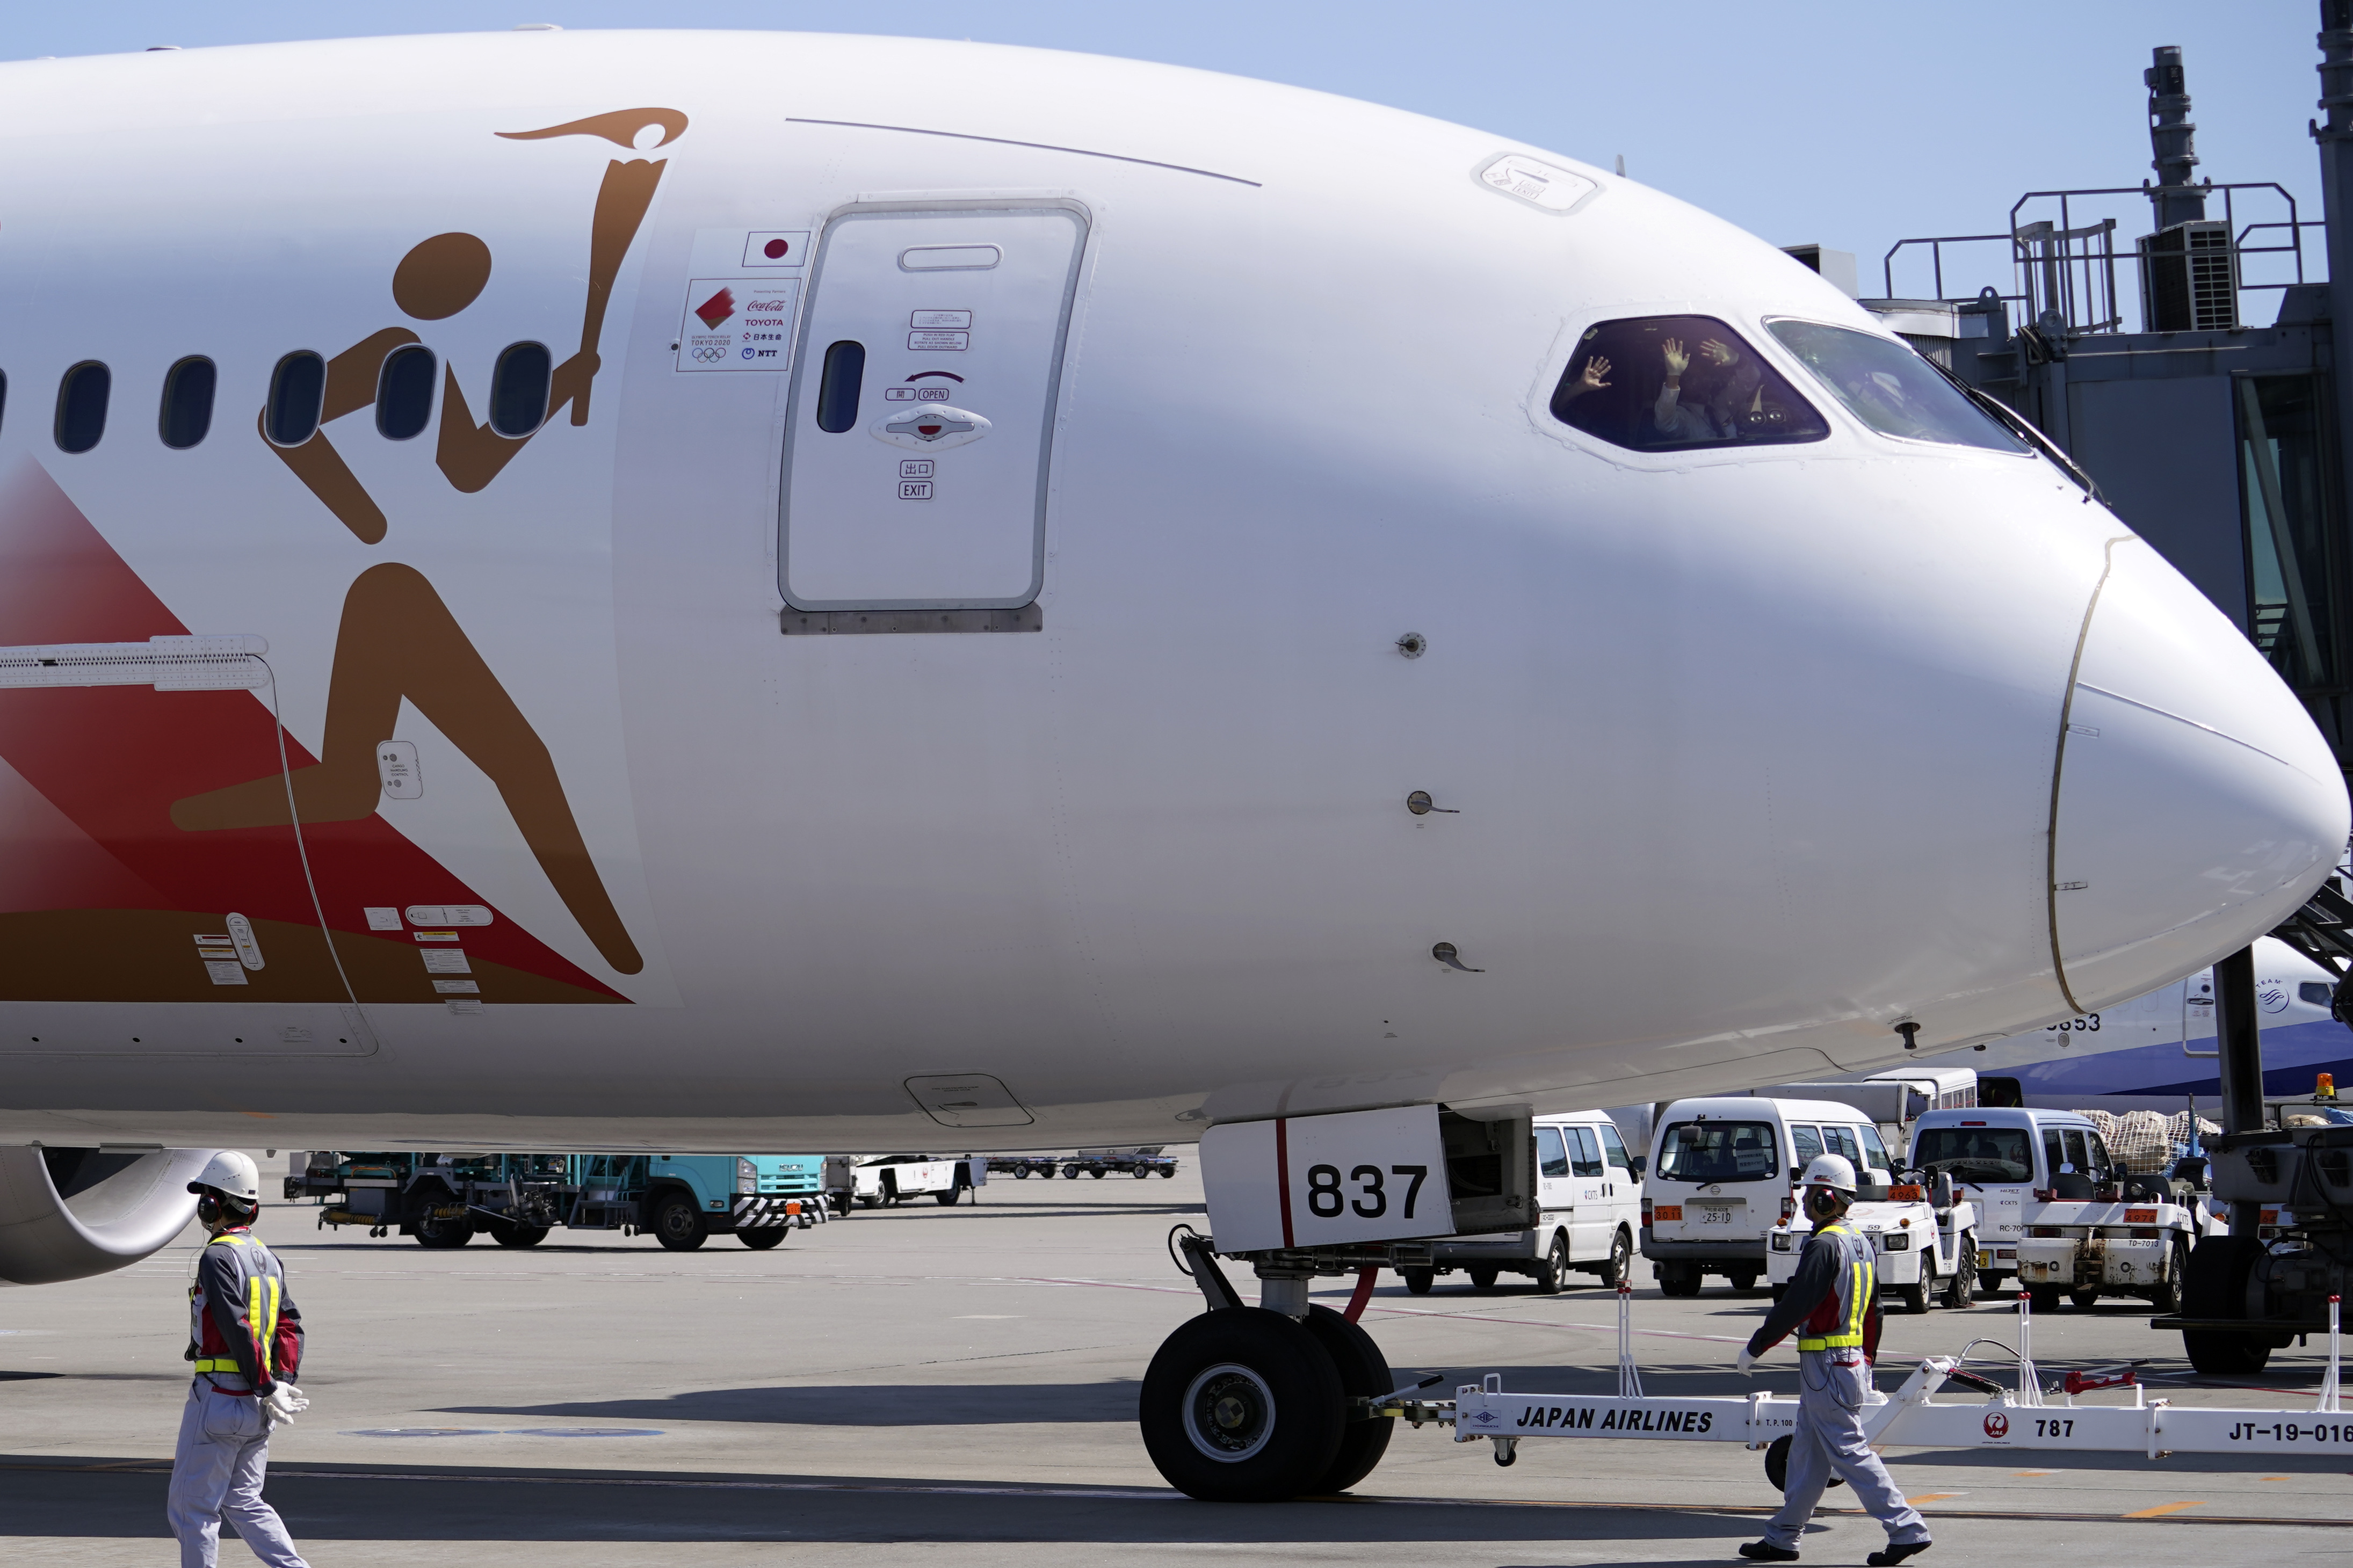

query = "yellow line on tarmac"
2124;1501;2207;1518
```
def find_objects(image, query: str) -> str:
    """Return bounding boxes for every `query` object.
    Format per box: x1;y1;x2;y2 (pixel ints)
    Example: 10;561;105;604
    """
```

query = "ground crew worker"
166;1151;313;1568
1733;1153;1931;1566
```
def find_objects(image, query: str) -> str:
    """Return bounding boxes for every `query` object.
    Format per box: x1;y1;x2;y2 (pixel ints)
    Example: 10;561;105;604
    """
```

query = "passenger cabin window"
1551;316;1827;452
815;340;865;433
490;342;551;438
1568;1126;1604;1178
55;361;111;453
1597;1122;1633;1175
1789;1125;1823;1167
1536;1126;1570;1179
266;351;325;447
377;345;436;441
1656;1120;1779;1184
158;357;215;450
1766;320;2028;452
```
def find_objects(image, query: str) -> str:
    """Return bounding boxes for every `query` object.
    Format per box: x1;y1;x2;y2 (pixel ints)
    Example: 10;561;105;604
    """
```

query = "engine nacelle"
0;1145;217;1285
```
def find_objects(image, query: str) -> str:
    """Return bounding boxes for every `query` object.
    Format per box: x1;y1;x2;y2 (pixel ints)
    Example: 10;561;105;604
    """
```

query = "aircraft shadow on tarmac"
443;1380;1146;1425
0;1456;1771;1548
441;1366;1801;1427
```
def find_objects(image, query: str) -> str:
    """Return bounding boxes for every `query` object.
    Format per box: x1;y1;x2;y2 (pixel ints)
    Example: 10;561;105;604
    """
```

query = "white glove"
261;1383;309;1430
1734;1347;1756;1376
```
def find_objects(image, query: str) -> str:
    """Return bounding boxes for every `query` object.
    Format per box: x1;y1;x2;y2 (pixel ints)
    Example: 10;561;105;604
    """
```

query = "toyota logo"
1983;1411;2009;1439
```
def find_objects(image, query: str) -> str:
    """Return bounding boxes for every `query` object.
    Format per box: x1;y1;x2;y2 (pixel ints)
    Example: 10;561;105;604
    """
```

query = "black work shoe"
1866;1544;1931;1566
1738;1545;1800;1562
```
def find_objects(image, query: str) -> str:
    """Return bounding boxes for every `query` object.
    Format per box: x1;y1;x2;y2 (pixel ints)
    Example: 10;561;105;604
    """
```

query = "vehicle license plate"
1696;1202;1737;1225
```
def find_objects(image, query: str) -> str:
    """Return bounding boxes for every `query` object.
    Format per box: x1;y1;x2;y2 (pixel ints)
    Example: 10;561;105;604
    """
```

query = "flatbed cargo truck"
285;1150;828;1251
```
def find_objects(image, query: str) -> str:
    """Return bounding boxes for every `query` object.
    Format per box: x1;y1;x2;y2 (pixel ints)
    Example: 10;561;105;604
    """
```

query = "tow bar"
1391;1284;2350;1470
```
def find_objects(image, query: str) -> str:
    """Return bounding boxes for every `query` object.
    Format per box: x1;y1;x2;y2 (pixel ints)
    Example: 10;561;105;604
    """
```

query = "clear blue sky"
8;2;2334;306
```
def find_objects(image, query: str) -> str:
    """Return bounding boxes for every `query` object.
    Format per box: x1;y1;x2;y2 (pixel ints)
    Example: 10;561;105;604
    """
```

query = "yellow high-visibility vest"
1795;1221;1873;1351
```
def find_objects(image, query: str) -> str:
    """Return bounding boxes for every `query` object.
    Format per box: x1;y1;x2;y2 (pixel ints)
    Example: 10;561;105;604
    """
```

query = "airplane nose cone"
2051;538;2348;1006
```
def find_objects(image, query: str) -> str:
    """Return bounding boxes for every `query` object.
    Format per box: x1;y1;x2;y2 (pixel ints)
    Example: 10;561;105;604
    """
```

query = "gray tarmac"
4;1155;2348;1565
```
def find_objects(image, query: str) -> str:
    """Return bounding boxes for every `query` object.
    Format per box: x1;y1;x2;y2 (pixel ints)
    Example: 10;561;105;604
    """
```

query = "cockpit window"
1765;320;2028;452
1551;315;1827;453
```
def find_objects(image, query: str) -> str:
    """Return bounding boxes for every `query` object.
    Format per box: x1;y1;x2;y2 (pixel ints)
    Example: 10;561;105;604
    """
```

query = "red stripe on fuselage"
1275;1116;1294;1248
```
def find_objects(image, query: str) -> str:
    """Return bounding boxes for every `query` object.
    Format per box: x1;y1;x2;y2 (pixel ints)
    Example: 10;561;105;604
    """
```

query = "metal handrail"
1881;181;2307;330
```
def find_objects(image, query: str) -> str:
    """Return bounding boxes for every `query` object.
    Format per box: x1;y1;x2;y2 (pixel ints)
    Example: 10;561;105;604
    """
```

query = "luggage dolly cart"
1364;1283;2350;1477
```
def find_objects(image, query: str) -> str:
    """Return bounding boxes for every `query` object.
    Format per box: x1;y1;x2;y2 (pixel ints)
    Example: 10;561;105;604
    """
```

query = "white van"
1399;1110;1641;1294
1642;1097;1898;1295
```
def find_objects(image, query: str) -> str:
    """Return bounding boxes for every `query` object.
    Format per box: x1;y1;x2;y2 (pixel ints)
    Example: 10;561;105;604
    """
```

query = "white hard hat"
186;1150;260;1202
1799;1153;1858;1195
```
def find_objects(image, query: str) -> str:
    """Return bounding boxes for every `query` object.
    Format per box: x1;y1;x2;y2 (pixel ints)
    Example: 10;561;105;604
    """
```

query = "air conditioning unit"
2137;219;2238;331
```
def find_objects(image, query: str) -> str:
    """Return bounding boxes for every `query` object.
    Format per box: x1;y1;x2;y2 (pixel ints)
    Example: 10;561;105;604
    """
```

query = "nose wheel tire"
1300;1304;1394;1494
1140;1308;1346;1501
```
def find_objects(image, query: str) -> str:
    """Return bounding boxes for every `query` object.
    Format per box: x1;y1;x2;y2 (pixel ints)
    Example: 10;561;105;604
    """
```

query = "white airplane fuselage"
0;31;2340;1153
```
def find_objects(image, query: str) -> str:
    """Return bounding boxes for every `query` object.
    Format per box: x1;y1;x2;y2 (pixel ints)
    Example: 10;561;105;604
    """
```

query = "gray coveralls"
167;1228;310;1568
1745;1216;1929;1555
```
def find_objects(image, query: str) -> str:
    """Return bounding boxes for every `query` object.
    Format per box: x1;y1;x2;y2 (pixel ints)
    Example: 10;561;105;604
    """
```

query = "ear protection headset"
196;1188;256;1229
1802;1184;1848;1223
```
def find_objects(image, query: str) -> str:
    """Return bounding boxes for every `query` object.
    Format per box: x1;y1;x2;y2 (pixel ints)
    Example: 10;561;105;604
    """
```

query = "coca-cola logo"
1983;1411;2009;1439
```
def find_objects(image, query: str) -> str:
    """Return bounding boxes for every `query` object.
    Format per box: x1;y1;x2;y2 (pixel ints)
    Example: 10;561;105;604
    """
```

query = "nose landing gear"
1138;1235;1404;1500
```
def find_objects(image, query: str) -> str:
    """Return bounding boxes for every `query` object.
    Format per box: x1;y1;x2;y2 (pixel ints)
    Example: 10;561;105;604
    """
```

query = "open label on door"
781;205;1086;612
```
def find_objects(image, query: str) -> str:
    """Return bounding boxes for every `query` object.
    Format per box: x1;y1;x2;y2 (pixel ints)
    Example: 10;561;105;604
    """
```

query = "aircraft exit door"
781;205;1087;612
